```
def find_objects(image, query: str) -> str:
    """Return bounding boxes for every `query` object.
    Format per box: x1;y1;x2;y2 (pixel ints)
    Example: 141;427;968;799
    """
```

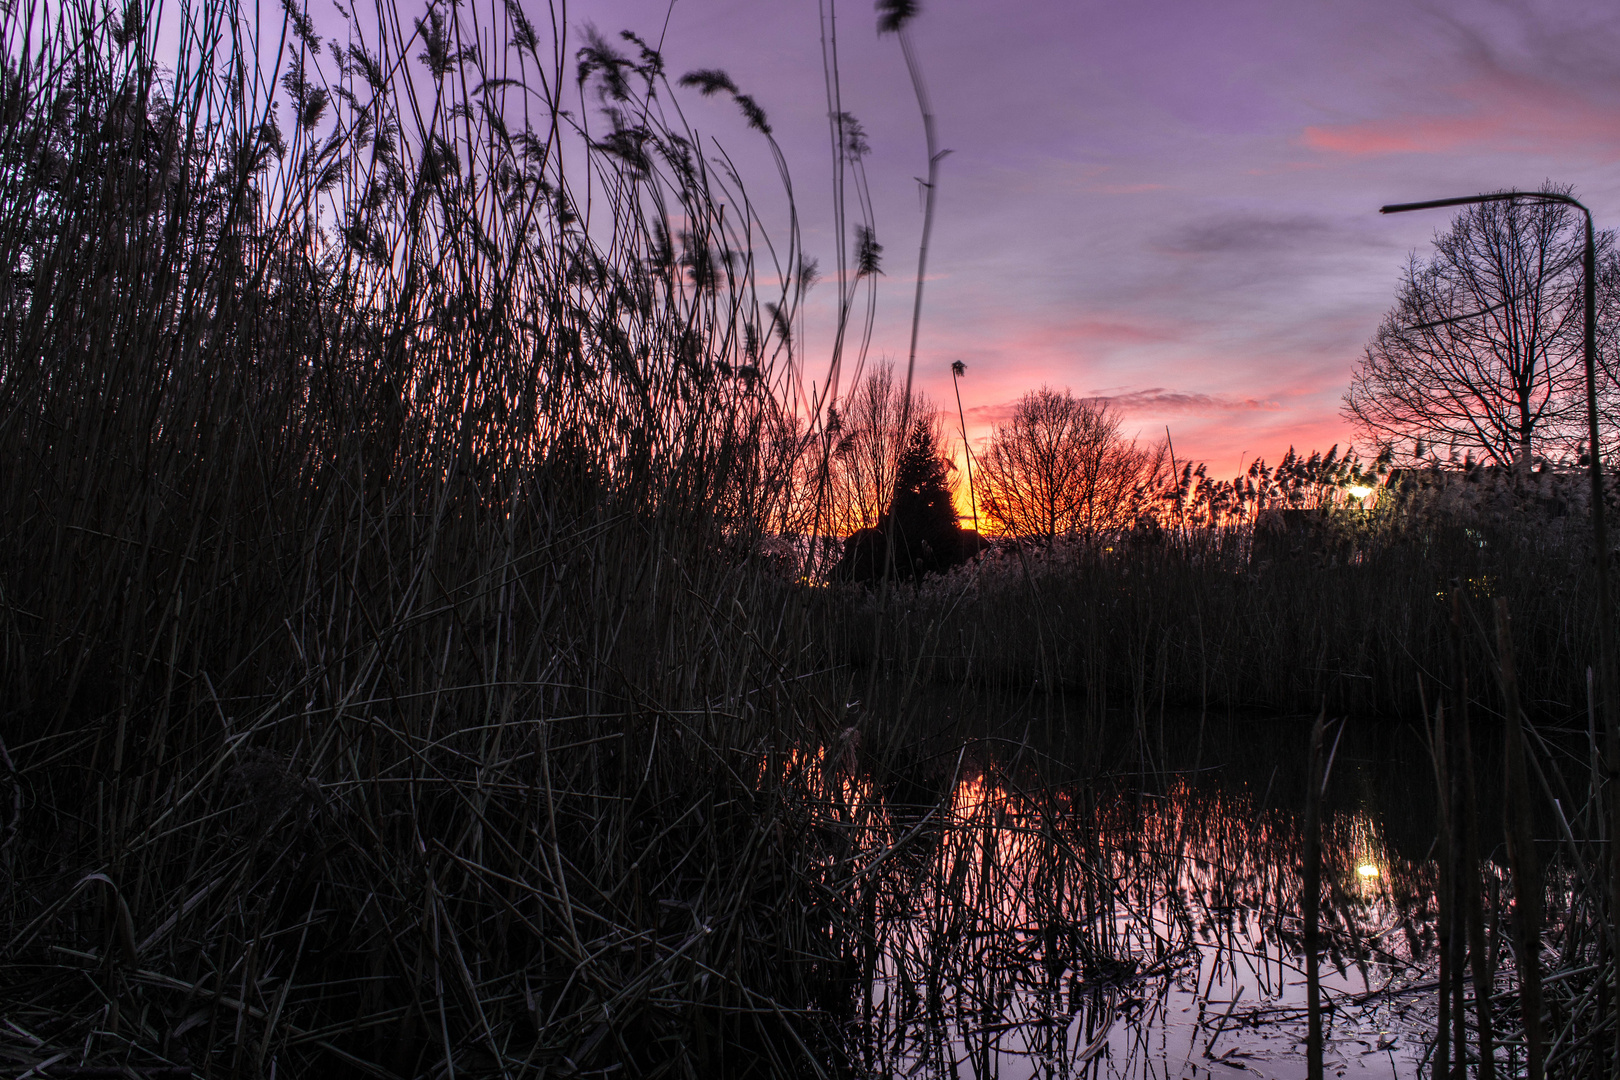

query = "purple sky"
573;0;1620;473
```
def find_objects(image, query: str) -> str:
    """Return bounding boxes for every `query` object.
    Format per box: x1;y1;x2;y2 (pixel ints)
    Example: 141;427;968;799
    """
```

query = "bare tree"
1346;186;1615;469
976;388;1151;541
824;363;945;534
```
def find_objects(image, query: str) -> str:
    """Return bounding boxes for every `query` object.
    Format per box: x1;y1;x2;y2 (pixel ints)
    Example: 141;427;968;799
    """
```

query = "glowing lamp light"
1356;863;1380;878
1348;485;1374;500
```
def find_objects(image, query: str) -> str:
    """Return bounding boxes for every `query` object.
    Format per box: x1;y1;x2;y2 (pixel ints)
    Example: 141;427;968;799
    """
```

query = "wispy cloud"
1159;214;1334;255
962;401;1022;427
963;388;1281;429
1301;74;1620;159
1067;319;1174;344
1095;387;1283;413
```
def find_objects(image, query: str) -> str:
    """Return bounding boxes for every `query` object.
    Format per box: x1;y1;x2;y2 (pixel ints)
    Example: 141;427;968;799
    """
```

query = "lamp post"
950;360;979;535
1383;190;1616;1080
1381;190;1613;708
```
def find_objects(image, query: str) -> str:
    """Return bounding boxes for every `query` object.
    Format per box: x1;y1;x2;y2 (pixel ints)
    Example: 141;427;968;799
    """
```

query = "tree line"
814;181;1620;582
782;362;1380;582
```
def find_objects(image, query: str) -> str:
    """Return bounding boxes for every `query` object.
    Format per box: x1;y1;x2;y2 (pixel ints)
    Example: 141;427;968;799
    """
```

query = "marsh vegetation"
0;0;1616;1077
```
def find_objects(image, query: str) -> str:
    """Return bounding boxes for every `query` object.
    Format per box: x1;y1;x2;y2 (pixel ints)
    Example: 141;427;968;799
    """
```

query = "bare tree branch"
977;388;1153;541
1346;186;1613;470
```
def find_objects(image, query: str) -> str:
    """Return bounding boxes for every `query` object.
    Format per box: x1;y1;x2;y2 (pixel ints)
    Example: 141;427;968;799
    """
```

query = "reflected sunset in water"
813;759;1443;1079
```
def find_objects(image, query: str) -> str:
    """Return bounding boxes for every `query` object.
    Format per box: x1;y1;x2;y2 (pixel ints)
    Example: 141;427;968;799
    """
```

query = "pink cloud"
962;401;1021;427
1069;319;1173;344
1302;75;1620;159
1304;114;1491;156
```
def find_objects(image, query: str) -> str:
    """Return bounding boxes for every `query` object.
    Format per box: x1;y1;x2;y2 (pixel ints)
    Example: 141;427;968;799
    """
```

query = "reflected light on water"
837;767;1439;1079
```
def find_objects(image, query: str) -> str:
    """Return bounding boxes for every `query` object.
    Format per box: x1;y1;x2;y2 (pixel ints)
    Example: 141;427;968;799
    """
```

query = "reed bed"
3;0;1619;1074
828;502;1620;1078
890;501;1605;725
0;0;869;1073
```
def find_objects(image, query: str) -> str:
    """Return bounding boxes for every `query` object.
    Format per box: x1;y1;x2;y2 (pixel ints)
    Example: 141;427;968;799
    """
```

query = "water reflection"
846;768;1439;1079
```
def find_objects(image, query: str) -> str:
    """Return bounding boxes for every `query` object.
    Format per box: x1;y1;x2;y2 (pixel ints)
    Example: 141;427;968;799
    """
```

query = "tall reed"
893;503;1605;727
0;0;865;1073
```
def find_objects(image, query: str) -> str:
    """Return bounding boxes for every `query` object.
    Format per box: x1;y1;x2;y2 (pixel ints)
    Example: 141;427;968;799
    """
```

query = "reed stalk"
1304;708;1326;1080
1432;695;1455;1080
1497;597;1545;1080
1451;594;1495;1080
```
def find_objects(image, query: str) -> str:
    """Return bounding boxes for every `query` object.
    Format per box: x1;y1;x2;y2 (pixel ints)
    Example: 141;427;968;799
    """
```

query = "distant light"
1357;864;1380;878
1348;485;1374;500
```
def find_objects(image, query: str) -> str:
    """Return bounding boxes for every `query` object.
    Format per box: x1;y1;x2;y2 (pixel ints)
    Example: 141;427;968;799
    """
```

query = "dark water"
843;715;1450;1079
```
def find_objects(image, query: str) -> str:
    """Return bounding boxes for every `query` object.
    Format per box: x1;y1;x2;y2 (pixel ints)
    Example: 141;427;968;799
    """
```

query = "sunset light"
7;0;1611;1075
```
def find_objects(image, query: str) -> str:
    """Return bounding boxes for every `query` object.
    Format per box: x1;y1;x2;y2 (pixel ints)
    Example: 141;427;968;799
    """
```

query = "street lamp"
1381;191;1613;693
1383;193;1619;1055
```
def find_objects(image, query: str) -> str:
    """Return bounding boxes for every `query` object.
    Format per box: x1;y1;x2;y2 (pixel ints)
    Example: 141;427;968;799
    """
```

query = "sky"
574;0;1620;478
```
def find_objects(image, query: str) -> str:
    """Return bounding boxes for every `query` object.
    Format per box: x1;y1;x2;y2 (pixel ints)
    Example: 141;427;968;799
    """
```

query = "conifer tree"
887;417;959;576
833;415;973;581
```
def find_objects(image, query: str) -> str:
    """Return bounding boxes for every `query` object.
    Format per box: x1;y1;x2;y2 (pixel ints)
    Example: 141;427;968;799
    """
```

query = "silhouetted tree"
887;417;961;575
1345;184;1619;471
835;415;979;581
977;388;1154;541
826;364;914;533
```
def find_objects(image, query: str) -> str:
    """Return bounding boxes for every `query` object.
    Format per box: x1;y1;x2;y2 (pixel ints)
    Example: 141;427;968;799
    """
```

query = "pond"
835;715;1452;1079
